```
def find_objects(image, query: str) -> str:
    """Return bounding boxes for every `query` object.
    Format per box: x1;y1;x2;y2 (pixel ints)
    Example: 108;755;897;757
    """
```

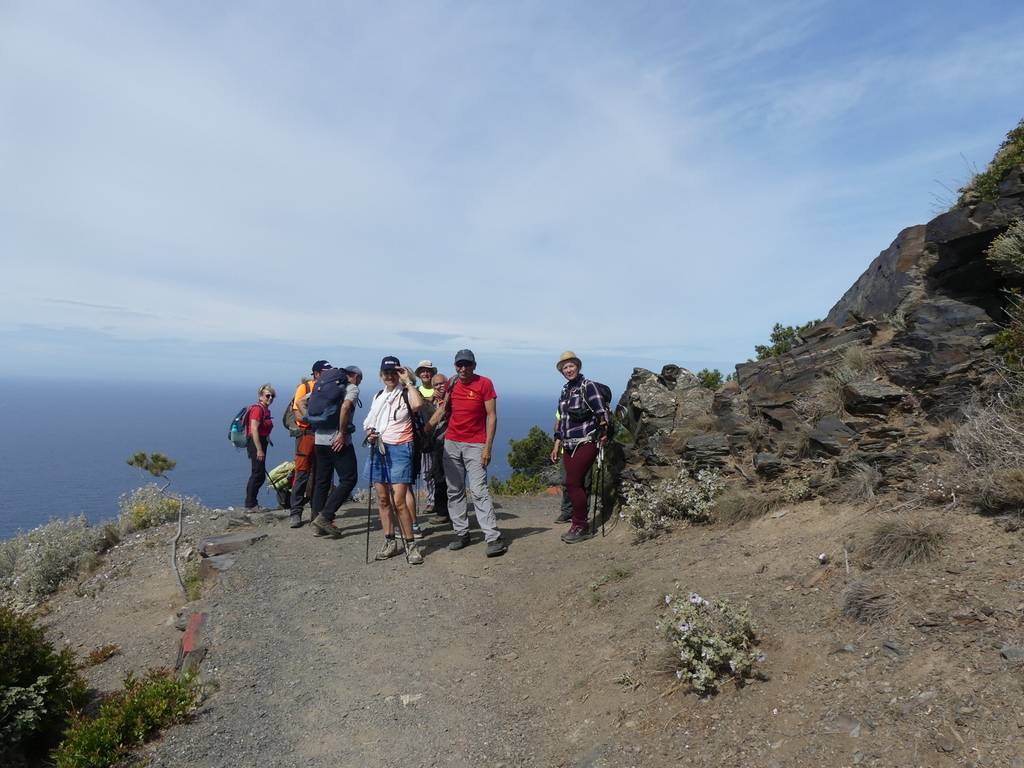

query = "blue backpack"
228;406;250;448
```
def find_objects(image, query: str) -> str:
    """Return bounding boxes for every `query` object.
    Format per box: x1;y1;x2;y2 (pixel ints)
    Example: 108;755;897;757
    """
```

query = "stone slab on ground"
199;554;239;579
199;531;269;556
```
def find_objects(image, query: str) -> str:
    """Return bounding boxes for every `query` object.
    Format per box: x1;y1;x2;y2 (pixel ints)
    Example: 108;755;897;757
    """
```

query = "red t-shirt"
445;374;496;444
247;404;273;439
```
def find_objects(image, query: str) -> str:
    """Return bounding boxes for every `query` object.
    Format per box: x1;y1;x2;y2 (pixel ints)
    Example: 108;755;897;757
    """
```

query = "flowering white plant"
659;590;759;695
621;469;725;541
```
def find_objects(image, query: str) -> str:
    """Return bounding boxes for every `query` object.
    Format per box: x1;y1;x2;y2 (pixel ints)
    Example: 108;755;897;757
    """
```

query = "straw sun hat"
556;351;582;372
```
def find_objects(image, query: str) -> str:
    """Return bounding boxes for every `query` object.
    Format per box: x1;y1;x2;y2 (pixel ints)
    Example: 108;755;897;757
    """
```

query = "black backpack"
306;368;348;428
566;378;615;435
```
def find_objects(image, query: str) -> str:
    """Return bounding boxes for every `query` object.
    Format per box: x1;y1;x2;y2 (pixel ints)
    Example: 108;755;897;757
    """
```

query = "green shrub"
695;369;723;390
986;219;1024;277
54;669;197;768
489;472;546;496
659;591;760;695
506;427;554;476
960;118;1024;204
0;607;86;765
118;485;206;533
754;320;820;360
0;516;119;602
993;292;1024;370
622;469;724;541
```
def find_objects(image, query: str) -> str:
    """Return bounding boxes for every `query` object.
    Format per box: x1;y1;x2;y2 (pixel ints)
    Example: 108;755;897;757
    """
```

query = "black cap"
380;355;401;371
454;349;476;365
312;360;332;374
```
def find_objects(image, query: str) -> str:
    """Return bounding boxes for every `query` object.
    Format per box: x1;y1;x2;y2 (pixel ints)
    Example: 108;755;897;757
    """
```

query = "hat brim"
415;366;437;375
556;357;582;371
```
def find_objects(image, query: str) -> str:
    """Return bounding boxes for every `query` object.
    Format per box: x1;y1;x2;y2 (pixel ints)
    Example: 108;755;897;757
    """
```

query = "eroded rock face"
613;162;1023;497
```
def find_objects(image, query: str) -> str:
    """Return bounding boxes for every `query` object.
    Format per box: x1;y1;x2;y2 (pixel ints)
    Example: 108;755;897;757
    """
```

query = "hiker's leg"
462;443;500;542
290;432;314;513
245;438;266;508
391;482;414;539
432;439;449;518
443;440;470;535
421;450;434;509
564;442;598;528
375;482;395;536
323;444;357;520
311;445;332;514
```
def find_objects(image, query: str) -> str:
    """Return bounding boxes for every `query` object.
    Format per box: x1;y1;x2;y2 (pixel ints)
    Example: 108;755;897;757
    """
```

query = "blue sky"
2;0;1022;395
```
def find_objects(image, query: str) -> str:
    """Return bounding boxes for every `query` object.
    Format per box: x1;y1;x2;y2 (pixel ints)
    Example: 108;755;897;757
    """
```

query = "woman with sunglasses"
362;356;426;564
245;383;277;511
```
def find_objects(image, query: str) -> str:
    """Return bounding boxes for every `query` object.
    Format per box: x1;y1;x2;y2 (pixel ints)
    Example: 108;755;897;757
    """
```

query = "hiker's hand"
397;367;412;385
332;432;348;451
549;446;559;464
481;446;491;467
366;430;378;445
256;450;265;461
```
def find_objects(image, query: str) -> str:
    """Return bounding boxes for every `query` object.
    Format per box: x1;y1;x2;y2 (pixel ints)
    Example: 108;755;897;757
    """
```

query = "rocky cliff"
615;161;1024;497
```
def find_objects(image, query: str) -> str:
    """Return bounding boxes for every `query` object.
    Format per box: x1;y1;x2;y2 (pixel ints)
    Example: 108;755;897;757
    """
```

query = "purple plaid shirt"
554;377;609;441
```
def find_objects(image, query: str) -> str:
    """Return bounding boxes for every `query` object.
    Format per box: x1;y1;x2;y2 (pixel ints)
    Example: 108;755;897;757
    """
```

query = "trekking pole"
596;447;606;537
364;474;373;565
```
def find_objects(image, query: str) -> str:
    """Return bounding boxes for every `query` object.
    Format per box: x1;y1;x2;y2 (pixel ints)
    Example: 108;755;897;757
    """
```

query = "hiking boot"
428;514;451;526
555;509;572;524
312;514;344;539
447;533;471;551
375;537;404;560
561;526;594;544
411;523;425;540
485;537;508;557
288;514;303;528
405;540;424;565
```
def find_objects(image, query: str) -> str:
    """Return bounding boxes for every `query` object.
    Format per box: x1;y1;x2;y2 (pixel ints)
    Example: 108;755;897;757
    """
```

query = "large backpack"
281;380;314;438
306;368;348;428
566;378;616;437
228;406;250;447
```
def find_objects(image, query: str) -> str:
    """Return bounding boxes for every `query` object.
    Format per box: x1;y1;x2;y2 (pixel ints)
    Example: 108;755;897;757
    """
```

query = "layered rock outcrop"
615;163;1024;495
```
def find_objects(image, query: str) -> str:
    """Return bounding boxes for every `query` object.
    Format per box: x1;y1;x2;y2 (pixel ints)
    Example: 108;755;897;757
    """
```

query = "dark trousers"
312;443;357;522
245;438;267;509
430;439;448;518
290;432;316;513
560;464;592;514
564;442;598;528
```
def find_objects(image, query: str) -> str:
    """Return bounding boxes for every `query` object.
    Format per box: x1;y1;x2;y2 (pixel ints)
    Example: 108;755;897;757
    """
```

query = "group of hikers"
239;349;610;565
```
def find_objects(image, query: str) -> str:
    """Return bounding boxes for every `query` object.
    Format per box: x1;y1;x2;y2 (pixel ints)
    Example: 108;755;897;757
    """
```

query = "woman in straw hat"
550;351;609;544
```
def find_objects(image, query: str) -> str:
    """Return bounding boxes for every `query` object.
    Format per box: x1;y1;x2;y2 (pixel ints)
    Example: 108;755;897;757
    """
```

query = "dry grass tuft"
841;462;882;500
715;489;783;524
974;466;1024;514
84;643;121;667
863;515;947;567
841;581;899;624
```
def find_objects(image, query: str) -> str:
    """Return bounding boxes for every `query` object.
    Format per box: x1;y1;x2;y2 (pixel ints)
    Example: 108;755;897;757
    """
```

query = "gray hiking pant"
443;440;500;542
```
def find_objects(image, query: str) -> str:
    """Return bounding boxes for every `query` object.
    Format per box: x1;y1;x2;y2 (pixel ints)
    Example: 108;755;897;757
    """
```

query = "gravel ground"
147;497;576;768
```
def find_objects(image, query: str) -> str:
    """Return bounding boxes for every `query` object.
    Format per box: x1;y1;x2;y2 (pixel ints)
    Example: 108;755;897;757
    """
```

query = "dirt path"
147;496;611;768
44;493;1024;767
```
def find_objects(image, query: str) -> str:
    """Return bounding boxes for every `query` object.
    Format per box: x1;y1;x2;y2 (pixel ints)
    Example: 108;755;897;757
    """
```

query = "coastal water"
0;378;552;539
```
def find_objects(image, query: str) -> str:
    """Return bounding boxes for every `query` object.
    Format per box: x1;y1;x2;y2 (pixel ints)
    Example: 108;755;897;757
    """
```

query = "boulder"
842;380;909;416
199;531;269;557
808;416;858;456
682;433;730;468
753;452;783;477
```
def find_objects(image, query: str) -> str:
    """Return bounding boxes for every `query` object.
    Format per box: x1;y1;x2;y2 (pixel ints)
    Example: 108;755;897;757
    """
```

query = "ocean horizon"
0;377;554;540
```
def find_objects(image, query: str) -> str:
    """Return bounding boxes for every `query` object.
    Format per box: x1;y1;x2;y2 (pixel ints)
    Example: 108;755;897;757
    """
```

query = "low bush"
714;489;782;524
959;117;1024;204
992;291;1024;370
0;607;86;766
54;669;198;768
986;218;1024;277
781;477;813;503
659;591;760;695
622;469;724;541
695;369;723;390
118;484;207;533
488;472;546;496
506;427;554;477
841;462;882;501
863;516;946;567
0;516;120;603
754;320;820;360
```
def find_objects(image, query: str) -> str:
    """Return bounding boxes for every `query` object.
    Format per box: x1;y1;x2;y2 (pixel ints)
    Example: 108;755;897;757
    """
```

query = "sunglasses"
261;393;275;400
455;362;475;369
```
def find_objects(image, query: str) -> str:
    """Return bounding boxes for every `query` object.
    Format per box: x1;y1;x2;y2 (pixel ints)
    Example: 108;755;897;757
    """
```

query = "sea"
0;378;553;540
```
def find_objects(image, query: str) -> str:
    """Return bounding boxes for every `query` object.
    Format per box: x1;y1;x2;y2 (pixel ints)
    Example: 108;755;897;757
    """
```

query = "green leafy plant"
506;427;554;476
488;472;547;496
959;117;1024;204
659;591;760;695
695;369;723;390
0;606;86;765
117;485;206;533
622;469;724;541
53;669;198;768
754;320;820;360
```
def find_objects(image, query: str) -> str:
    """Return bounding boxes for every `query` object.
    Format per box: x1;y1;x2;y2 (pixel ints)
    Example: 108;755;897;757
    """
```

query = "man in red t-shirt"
443;349;506;557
